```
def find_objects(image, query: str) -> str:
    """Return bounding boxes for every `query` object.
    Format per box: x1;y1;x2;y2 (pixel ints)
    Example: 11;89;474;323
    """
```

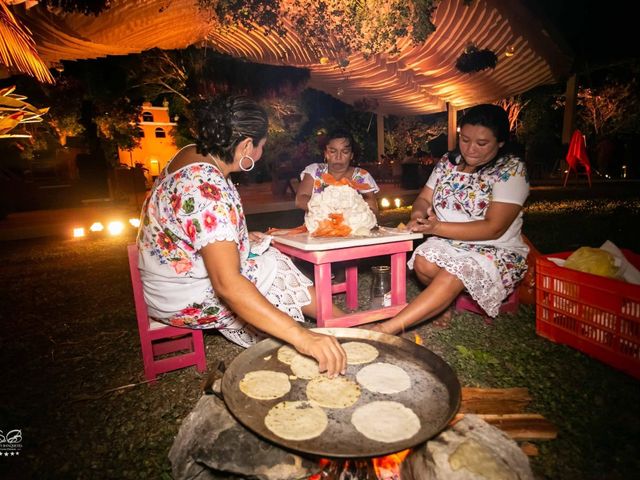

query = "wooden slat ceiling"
15;0;571;116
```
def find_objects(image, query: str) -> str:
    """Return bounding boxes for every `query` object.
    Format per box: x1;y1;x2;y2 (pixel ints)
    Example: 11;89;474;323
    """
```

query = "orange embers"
312;212;352;237
309;450;411;479
309;458;331;480
413;333;423;346
372;449;410;480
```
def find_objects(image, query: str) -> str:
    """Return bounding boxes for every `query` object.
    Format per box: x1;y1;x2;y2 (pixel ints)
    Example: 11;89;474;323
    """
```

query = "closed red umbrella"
564;129;591;187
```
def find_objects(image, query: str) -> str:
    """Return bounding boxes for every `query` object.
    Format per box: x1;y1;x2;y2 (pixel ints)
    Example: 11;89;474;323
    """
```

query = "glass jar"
370;265;391;309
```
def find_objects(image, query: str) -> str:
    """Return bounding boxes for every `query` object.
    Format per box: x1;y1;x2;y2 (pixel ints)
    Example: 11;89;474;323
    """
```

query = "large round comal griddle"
221;328;461;458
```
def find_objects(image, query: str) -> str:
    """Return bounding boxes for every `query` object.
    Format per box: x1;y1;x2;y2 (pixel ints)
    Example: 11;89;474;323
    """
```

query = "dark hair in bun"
191;95;268;163
459;104;510;144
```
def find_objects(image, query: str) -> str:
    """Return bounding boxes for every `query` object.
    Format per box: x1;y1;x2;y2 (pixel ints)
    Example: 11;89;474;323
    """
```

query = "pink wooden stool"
127;244;207;383
455;290;519;316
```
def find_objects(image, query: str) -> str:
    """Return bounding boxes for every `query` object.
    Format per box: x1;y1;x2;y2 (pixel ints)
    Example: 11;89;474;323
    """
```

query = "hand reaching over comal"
292;330;347;378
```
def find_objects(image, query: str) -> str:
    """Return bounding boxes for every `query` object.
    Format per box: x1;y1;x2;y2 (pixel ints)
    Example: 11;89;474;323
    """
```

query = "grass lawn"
0;183;638;479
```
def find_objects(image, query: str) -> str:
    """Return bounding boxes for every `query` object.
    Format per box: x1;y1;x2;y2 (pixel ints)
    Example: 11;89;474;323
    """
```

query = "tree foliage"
199;0;440;62
495;96;529;134
384;116;446;159
517;86;564;172
39;0;111;16
40;76;84;145
93;98;142;154
576;82;639;137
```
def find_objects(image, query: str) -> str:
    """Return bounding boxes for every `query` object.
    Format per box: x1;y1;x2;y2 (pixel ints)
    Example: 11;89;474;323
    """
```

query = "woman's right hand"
293;330;347;378
408;206;436;232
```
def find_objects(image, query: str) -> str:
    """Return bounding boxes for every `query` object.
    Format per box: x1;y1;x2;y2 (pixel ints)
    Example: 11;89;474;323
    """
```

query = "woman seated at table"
295;128;380;216
136;95;346;377
369;104;529;334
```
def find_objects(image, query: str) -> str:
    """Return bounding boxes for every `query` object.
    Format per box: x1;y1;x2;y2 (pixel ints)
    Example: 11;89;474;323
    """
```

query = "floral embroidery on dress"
163;294;235;328
432;155;524;218
139;162;252;327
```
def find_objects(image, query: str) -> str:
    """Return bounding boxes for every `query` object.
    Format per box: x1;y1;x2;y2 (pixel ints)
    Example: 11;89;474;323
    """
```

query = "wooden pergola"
6;0;573;153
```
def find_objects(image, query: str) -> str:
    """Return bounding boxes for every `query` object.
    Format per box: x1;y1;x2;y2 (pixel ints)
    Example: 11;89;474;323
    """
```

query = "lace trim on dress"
264;250;313;322
216;250;312;348
411;241;506;317
218;322;265;347
195;230;240;251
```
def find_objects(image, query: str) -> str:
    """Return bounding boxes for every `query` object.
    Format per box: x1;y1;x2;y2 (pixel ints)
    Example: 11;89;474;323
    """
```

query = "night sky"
529;0;635;69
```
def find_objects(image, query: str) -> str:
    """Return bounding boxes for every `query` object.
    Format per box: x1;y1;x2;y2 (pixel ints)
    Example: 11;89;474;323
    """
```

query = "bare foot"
359;322;391;334
431;306;453;328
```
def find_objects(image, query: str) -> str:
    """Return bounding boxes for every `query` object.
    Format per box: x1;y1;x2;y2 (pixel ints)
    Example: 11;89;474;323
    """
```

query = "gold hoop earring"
239;155;255;172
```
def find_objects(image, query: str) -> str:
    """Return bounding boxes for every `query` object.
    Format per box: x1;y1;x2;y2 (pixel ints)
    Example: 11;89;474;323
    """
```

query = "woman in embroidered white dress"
369;104;529;334
295;128;380;215
137;96;346;377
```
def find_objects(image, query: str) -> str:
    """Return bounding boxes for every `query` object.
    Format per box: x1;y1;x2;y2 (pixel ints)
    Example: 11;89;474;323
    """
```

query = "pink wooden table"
272;231;423;328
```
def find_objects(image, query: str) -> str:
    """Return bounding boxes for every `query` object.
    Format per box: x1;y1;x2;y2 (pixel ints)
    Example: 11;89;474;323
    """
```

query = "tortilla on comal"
356;362;411;394
351;401;420;442
276;345;298;365
265;401;328;441
306;375;361;408
341;341;379;364
290;354;321;379
239;370;291;400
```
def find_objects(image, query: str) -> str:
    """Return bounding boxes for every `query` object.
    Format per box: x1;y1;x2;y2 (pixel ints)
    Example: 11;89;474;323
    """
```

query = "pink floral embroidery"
157;232;176;251
185;219;197;242
170;194;181;213
197;316;217;325
199;182;221;200
171;258;192;274
180;307;201;316
203;210;217;231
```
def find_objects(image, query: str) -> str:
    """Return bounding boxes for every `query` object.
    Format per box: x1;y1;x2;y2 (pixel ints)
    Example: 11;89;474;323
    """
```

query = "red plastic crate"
535;249;640;379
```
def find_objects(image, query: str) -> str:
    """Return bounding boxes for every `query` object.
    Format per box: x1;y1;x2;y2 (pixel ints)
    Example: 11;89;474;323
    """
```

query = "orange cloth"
566;129;591;174
310;212;352;237
321;173;371;191
265;225;307;236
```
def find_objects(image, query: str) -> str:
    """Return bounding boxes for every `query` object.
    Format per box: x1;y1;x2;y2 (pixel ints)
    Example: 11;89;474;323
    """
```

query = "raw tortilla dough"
239;370;291;400
351;401;420;442
264;401;328;441
276;345;298;365
290;354;321;379
341;341;379;365
306;376;361;408
356;362;411;394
